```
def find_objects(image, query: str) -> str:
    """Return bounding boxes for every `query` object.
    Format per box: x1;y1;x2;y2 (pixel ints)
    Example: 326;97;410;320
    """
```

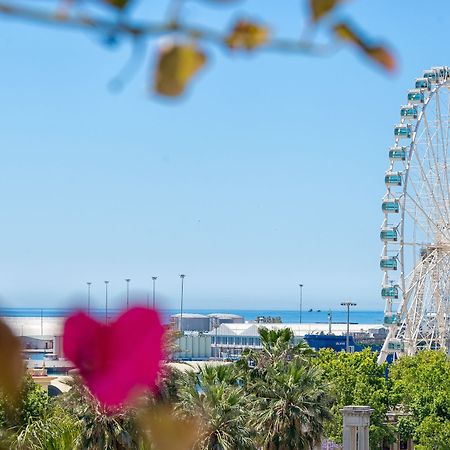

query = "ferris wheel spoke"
403;205;433;240
420;109;450;222
404;191;450;247
405;174;448;240
434;91;450;214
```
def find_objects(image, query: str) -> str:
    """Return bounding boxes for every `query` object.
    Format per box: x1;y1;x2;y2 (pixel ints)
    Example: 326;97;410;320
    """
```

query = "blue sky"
0;0;449;311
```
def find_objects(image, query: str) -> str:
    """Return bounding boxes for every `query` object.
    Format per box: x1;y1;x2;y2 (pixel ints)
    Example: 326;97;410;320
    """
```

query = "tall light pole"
340;301;357;352
104;281;109;324
152;276;157;309
87;282;92;314
125;278;131;310
179;274;186;333
299;284;303;324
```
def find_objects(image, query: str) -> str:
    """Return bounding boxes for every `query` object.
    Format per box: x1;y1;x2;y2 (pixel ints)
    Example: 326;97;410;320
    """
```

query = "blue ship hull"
304;334;382;353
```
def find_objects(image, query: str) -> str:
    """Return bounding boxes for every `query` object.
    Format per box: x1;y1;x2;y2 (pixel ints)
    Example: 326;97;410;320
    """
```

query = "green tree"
0;374;50;431
315;348;393;449
414;415;450;450
389;350;450;447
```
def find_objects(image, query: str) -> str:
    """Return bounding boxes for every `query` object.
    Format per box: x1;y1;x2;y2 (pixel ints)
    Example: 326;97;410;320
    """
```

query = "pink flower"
63;307;165;407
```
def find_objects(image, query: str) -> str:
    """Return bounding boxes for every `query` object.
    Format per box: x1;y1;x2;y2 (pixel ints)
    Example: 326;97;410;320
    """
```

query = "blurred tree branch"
0;0;395;97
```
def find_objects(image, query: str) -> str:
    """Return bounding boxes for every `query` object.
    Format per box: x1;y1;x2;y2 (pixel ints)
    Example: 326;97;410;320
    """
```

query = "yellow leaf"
365;46;396;72
333;22;363;46
226;21;269;50
154;43;207;97
0;319;24;399
139;405;201;450
334;22;396;72
102;0;129;9
310;0;343;22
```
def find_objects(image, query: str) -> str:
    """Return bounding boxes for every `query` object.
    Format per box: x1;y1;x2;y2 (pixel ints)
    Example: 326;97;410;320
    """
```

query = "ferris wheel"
378;66;450;364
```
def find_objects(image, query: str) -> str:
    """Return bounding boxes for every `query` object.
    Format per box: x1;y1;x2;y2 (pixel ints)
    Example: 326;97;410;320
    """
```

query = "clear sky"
0;0;449;311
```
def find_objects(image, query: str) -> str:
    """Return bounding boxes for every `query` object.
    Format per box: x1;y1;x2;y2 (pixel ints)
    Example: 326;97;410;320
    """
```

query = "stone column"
341;406;374;450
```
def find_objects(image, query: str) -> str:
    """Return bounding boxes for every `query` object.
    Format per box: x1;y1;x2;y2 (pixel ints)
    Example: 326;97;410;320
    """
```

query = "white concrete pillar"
341;406;374;450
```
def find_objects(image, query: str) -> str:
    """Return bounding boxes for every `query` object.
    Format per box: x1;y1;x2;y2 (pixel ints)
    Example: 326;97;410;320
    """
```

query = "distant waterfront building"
208;313;244;327
208;322;385;359
170;313;210;333
255;315;282;323
171;312;245;333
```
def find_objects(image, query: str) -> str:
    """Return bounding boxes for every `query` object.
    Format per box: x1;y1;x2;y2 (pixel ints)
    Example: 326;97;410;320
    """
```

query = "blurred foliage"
0;0;395;97
0;318;24;400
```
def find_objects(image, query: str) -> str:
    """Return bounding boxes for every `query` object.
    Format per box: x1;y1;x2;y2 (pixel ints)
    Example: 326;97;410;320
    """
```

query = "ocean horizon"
0;307;383;325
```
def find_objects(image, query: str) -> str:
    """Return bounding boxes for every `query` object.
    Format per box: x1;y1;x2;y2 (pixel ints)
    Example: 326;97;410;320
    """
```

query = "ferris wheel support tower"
378;66;450;364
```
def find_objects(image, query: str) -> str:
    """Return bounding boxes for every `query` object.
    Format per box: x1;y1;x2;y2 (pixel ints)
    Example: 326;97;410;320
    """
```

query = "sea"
0;307;384;325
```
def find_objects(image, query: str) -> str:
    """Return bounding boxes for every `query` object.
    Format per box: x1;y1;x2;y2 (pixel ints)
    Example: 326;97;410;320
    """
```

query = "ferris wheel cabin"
389;147;407;161
387;339;404;351
407;90;424;104
381;285;399;299
394;124;412;139
415;78;431;90
382;200;400;213
400;105;418;120
380;257;398;270
385;172;402;186
383;314;399;326
380;228;398;242
423;69;437;82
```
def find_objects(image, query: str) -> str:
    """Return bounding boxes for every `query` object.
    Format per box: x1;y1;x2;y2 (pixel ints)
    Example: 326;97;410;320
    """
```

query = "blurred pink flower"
63;307;165;407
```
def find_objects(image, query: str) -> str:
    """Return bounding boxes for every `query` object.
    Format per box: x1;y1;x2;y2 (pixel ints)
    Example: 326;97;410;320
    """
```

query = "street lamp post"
87;282;92;314
299;284;303;324
104;281;109;324
125;278;131;310
152;276;157;309
179;274;186;333
211;317;220;358
340;301;357;352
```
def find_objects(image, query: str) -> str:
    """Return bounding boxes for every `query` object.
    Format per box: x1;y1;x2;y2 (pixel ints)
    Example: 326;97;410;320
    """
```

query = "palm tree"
249;359;332;450
176;365;256;450
238;328;314;374
235;328;331;449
